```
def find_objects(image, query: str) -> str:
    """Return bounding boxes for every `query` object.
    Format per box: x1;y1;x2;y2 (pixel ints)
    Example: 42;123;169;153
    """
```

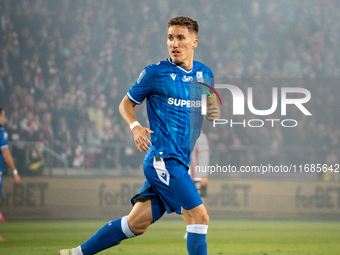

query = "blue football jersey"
127;58;214;168
0;127;9;172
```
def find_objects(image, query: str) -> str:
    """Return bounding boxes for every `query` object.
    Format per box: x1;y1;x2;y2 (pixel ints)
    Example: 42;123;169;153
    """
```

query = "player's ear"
193;38;198;49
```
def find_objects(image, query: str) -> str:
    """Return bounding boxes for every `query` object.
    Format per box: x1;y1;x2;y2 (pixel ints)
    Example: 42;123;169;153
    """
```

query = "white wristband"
13;169;18;175
130;121;141;131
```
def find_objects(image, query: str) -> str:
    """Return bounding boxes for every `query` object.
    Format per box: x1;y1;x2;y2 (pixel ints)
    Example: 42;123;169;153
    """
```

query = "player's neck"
181;61;193;70
171;59;193;70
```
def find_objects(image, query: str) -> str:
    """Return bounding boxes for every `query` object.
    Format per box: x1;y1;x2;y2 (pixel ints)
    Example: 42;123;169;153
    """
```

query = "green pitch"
0;220;339;254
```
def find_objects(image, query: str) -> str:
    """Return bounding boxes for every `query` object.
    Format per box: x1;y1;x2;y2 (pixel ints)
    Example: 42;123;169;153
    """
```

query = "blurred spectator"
51;97;65;133
85;123;103;168
101;117;116;168
87;99;105;129
6;109;20;140
72;124;86;168
54;119;72;166
20;111;35;141
39;111;53;147
26;147;46;176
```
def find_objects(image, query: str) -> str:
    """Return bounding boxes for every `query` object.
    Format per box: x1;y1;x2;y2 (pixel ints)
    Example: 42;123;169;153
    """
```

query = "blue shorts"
131;156;202;222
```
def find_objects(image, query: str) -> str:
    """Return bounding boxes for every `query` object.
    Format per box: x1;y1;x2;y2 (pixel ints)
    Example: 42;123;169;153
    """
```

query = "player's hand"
205;98;220;121
132;125;154;152
14;173;21;184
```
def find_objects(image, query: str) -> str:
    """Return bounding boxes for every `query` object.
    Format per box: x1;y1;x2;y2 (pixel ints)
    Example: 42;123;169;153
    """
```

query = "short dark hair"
0;107;3;114
167;16;199;35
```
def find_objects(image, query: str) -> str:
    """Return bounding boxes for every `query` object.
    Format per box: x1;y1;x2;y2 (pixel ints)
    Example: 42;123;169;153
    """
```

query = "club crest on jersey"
196;71;204;83
170;73;176;81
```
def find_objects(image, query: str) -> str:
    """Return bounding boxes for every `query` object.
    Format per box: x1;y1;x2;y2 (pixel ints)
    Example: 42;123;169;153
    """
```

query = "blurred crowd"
0;0;339;176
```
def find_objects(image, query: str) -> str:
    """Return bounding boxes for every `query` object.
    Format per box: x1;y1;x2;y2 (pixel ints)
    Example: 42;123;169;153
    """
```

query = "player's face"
167;25;198;70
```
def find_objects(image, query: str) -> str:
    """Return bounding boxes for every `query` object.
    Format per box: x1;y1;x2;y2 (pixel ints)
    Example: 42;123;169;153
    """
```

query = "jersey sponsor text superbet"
167;97;202;108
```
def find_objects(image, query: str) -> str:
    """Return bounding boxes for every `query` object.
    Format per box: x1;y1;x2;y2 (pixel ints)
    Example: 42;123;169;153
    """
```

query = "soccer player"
59;16;220;255
0;107;21;242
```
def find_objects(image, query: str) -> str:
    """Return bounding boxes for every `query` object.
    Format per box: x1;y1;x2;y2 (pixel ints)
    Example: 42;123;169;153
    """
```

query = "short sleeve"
0;129;9;150
127;65;156;105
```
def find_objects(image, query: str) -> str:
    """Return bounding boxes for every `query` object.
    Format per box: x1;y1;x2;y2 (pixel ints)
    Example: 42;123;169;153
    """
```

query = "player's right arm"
119;66;156;152
1;147;21;184
119;96;153;152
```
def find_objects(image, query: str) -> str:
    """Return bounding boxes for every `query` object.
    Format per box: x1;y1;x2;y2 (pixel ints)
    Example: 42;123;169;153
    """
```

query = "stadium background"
0;0;339;222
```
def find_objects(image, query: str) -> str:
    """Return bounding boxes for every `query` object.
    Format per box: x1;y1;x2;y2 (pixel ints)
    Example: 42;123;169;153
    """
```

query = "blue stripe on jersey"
127;59;214;168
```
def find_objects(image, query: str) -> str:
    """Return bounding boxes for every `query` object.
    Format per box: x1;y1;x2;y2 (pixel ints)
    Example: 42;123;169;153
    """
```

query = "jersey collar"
167;58;193;74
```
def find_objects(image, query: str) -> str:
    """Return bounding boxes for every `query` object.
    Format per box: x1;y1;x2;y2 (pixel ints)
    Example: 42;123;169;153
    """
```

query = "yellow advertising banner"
0;177;339;220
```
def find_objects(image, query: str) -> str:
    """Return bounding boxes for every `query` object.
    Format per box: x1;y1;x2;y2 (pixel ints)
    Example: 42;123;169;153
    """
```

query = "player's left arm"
1;148;21;184
204;95;220;121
